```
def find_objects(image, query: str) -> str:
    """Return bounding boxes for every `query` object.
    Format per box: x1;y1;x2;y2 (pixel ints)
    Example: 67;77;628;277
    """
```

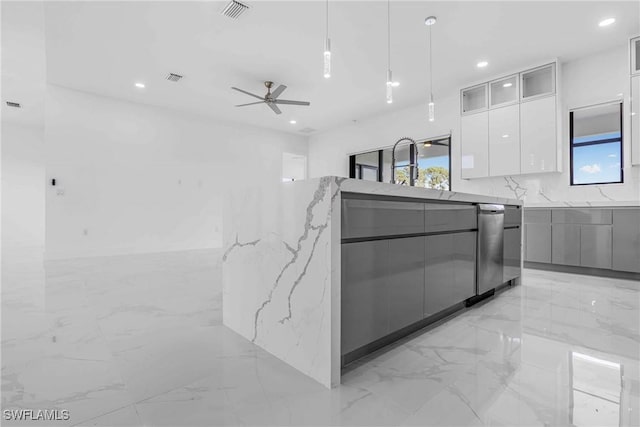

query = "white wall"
309;44;640;205
1;123;46;251
45;86;307;260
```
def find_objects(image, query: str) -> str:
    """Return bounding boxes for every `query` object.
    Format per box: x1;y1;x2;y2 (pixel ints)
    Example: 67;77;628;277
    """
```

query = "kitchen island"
222;177;521;388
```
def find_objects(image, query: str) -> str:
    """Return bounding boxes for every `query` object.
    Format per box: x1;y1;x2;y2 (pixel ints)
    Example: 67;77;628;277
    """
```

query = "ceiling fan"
231;81;310;115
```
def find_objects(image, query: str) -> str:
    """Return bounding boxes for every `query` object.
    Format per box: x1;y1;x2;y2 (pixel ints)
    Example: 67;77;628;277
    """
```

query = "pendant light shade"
425;16;437;121
323;0;331;79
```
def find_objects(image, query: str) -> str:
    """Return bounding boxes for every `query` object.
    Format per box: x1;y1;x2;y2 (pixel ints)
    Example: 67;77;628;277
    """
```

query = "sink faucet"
390;137;419;185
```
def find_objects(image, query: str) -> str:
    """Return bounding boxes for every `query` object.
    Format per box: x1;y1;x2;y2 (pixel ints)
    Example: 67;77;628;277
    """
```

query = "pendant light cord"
429;23;433;98
387;0;391;71
326;0;329;40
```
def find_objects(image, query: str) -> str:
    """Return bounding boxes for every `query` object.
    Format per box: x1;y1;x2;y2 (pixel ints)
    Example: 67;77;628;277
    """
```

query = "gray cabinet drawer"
552;209;612;225
524;209;551;224
425;203;477;232
580;225;612;269
524;223;551;263
504;206;522;227
551;224;581;266
612;209;640;273
342;199;424;239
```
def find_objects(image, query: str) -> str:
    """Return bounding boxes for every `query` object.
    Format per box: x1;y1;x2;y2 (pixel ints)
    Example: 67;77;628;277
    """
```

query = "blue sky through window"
572;131;621;185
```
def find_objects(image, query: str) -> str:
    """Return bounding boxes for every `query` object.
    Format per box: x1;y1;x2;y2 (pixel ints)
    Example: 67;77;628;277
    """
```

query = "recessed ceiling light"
598;18;615;27
289;120;297;124
503;82;513;88
391;81;400;87
477;61;488;68
424;142;432;147
502;134;509;138
135;82;145;88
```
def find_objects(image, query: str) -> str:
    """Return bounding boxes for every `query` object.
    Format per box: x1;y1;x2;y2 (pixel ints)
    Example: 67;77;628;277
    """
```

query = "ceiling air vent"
166;73;183;82
299;127;316;134
6;101;21;108
221;0;249;19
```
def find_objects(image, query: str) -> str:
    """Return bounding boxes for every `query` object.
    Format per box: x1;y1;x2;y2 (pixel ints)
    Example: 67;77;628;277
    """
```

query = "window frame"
569;102;624;186
348;136;452;190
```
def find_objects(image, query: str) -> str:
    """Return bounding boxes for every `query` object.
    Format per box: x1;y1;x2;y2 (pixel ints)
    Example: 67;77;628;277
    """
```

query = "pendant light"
323;0;331;79
425;16;437;121
386;0;393;103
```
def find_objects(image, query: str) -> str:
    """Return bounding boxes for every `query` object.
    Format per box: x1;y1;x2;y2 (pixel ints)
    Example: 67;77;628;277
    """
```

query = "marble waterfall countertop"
222;176;520;389
339;178;522;206
524;201;640;208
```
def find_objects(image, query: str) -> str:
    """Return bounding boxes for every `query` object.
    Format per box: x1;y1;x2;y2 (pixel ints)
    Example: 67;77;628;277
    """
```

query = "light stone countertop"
524;201;640;208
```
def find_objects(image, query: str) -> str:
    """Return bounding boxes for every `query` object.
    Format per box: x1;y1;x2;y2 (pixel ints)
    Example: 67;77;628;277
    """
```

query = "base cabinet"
424;232;476;317
551;224;581;266
580;225;612;269
504;227;522;282
524;223;551;263
612;209;640;273
387;237;425;332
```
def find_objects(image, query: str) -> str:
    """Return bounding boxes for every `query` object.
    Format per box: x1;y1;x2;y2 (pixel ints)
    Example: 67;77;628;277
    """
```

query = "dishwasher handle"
477;204;505;214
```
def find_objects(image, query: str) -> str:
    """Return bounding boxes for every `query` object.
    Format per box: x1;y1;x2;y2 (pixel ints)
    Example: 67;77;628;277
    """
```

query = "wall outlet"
56;188;65;196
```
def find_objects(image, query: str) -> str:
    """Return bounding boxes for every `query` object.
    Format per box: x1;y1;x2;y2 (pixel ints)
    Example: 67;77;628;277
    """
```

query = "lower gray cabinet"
341;240;389;354
424;232;476;318
580;225;612;269
551;224;581;266
612;209;640;273
341;237;425;355
387;237;425;332
524;223;551;263
504;227;522;282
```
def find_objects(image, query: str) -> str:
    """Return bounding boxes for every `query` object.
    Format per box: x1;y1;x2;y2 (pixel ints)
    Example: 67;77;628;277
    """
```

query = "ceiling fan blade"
231;87;264;100
270;85;287;99
235;101;265;107
267;102;282;115
273;99;311;106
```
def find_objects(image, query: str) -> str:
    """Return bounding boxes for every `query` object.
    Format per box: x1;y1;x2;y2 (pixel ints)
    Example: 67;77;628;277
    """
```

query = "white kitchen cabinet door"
489;104;520;176
632;37;640;76
461;112;489;179
632;75;640;166
520;95;557;174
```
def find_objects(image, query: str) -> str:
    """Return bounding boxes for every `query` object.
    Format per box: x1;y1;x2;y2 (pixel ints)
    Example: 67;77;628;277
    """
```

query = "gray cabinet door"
424;234;453;317
580;225;612;269
425;232;476;318
451;232;477;304
387;237;425;332
341;240;389;354
524;223;551;263
551;224;581;266
612;209;640;273
552;209;612;225
504;227;522;281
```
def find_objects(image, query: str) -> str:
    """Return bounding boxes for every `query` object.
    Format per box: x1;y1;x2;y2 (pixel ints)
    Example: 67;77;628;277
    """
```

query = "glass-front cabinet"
461;84;488;114
521;63;556;100
490;74;518;108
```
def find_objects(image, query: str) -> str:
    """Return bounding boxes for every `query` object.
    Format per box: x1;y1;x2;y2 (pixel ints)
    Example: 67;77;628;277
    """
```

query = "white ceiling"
4;1;639;134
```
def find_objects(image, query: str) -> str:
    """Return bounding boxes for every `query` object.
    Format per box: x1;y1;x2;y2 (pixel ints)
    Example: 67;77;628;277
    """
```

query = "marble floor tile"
2;249;639;426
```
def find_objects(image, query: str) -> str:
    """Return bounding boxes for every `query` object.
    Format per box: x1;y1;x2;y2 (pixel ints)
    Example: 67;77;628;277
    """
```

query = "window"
349;136;451;190
570;103;623;185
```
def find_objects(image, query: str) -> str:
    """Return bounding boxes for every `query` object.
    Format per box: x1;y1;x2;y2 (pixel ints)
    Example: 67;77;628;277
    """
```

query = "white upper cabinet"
631;37;640;76
489;104;520;177
520;95;557;174
461;84;488;115
521;63;556;101
461;112;489;179
490;75;519;108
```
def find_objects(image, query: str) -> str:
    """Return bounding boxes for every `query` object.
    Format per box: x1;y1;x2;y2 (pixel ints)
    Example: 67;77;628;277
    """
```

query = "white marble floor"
2;249;639;426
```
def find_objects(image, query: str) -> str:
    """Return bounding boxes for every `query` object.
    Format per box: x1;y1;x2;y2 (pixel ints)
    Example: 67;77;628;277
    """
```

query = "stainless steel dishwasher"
477;204;505;295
